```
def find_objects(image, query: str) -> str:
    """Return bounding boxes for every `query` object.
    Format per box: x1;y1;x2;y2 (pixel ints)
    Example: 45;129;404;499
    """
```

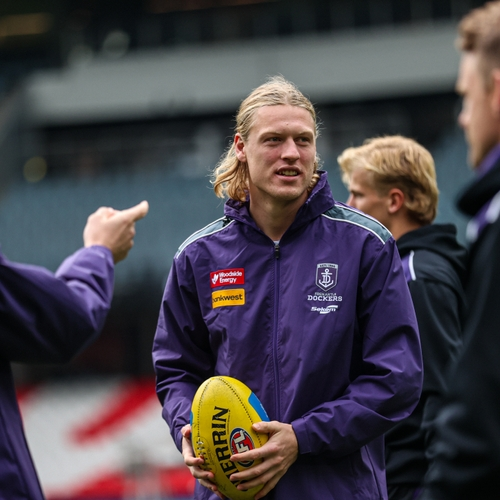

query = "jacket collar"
457;153;500;217
457;147;500;243
224;171;335;234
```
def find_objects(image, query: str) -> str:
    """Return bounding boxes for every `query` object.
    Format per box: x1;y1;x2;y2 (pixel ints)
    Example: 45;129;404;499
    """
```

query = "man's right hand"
181;424;226;500
83;200;149;263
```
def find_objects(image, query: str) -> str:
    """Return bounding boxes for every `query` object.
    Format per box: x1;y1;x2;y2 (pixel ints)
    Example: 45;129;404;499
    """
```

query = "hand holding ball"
190;376;269;500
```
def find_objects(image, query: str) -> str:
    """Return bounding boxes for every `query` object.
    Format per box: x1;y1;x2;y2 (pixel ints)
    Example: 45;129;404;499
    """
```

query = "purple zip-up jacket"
153;172;423;500
0;245;114;500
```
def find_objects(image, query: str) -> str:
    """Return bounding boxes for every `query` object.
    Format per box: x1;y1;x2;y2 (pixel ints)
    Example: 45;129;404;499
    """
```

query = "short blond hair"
457;1;500;88
212;76;320;201
338;135;439;225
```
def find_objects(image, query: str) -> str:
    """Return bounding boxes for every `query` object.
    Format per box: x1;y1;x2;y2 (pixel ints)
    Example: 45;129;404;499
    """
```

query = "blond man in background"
339;135;466;500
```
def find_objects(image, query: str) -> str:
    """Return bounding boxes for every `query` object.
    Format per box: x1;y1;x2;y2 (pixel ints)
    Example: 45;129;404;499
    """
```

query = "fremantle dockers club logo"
230;428;255;467
316;263;338;291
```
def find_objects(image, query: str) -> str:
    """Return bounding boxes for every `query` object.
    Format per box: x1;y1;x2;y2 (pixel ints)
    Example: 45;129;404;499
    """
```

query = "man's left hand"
229;420;298;500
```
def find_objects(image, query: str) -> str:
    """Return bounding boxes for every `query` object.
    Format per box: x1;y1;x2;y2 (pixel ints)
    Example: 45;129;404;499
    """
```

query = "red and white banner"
18;378;194;499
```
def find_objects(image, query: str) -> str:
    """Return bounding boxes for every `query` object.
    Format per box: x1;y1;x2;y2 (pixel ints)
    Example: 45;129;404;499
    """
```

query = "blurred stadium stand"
17;377;195;499
0;0;481;498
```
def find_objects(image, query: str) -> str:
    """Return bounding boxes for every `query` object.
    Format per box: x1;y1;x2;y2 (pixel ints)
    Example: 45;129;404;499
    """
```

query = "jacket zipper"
273;241;281;420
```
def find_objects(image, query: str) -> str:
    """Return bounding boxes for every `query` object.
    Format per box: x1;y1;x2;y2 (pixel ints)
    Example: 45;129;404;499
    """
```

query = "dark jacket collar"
397;224;467;280
457;154;500;217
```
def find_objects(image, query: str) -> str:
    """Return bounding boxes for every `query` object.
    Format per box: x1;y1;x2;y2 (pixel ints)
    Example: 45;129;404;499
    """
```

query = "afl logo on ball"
230;428;255;467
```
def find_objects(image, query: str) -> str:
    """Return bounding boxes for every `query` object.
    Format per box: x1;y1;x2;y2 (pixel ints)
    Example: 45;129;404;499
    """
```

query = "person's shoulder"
175;216;235;258
410;248;462;286
322;202;392;244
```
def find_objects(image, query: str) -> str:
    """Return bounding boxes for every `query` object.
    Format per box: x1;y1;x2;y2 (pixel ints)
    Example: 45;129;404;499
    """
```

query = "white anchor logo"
316;263;338;291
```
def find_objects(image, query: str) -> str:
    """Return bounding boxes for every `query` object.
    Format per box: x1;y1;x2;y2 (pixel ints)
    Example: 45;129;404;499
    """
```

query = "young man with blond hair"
153;77;423;499
422;2;500;498
338;135;466;500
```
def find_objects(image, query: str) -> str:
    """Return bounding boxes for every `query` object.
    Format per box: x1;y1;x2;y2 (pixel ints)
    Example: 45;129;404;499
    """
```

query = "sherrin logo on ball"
190;376;270;500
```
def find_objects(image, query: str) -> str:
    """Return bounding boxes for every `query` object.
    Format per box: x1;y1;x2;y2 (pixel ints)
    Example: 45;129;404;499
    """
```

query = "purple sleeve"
153;258;214;452
0;245;114;363
292;240;423;457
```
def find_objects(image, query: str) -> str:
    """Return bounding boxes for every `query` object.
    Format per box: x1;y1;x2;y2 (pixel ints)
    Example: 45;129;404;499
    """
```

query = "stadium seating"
18;377;194;500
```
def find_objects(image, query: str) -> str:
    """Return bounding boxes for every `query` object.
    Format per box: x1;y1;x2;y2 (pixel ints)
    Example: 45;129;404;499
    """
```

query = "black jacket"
385;224;466;486
425;156;500;499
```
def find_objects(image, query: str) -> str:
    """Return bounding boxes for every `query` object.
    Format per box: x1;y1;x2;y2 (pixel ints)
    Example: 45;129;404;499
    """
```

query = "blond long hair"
212;76;321;201
338;135;439;225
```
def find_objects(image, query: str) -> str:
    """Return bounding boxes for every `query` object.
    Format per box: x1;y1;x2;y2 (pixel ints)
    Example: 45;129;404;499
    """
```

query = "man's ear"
387;188;405;215
234;134;246;162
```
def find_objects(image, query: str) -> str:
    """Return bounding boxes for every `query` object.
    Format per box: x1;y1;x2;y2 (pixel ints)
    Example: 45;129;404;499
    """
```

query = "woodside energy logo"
210;268;245;288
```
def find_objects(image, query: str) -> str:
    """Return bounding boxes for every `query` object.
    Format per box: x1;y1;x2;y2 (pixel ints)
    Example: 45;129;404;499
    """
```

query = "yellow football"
190;376;270;500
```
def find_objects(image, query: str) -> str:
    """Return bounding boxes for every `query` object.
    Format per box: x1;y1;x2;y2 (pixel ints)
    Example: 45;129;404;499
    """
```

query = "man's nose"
281;138;300;160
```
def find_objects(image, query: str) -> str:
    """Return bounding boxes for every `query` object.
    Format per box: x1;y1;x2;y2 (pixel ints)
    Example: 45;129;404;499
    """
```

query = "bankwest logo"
210;268;245;288
212;289;245;308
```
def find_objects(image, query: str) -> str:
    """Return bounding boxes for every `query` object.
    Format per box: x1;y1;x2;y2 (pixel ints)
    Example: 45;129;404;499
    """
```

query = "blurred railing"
0;166;223;289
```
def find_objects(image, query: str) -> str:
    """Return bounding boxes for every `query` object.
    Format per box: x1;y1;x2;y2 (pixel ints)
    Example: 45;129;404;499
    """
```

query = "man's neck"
249;198;304;241
476;143;500;177
391;219;423;241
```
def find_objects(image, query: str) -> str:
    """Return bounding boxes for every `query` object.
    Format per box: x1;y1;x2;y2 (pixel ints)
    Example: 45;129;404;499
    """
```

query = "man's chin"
468;148;483;170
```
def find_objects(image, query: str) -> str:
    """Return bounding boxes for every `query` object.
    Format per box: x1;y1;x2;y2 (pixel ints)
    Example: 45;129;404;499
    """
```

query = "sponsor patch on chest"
316;263;338;291
210;268;245;288
309;263;342;313
212;289;245;308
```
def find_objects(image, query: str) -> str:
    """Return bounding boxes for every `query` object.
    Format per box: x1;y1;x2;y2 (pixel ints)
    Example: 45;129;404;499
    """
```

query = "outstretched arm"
0;201;149;363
